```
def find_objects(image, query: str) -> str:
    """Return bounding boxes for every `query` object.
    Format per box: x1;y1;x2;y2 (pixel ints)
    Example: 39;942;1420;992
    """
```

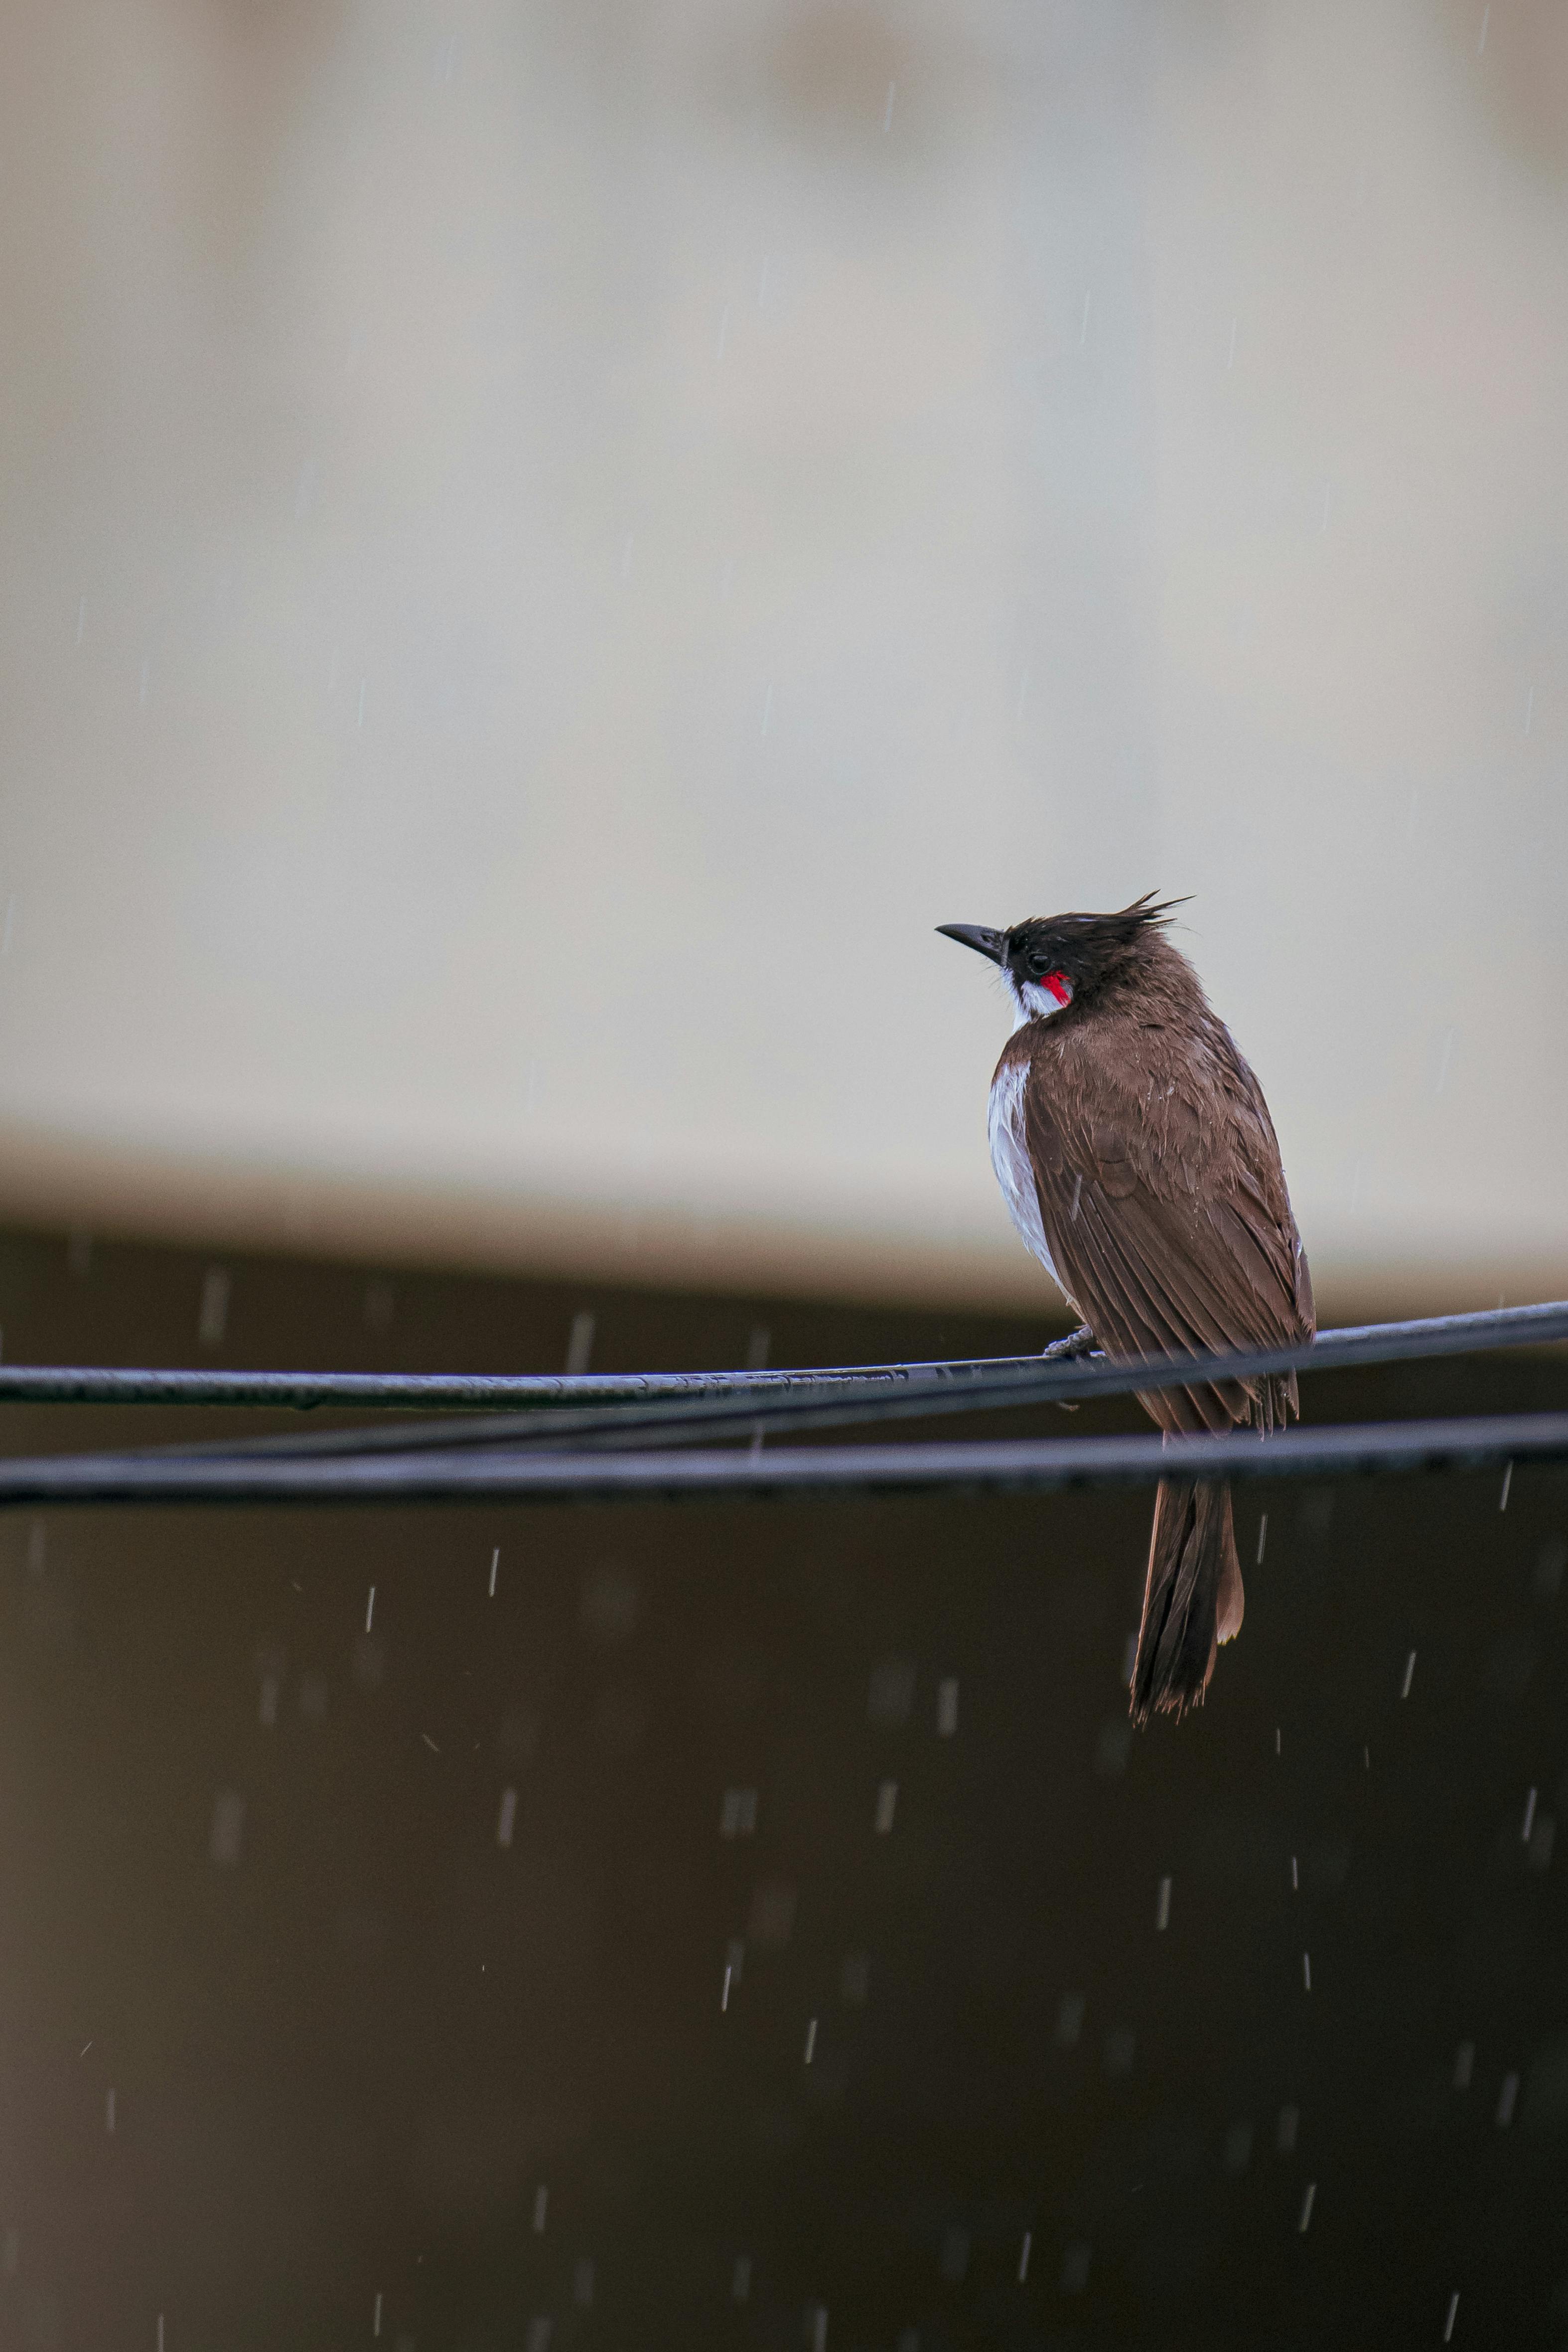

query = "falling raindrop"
1054;1993;1085;2047
198;1269;230;1347
566;1313;595;1376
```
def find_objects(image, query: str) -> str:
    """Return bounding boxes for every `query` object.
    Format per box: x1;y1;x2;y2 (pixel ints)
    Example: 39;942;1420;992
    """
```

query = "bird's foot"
1041;1324;1097;1362
1042;1322;1098;1410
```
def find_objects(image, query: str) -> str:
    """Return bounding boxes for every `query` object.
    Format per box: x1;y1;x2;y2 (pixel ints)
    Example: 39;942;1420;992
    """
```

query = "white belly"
987;1059;1069;1303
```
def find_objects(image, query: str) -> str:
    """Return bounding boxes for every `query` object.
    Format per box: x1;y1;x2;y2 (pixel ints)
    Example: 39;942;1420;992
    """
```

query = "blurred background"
0;0;1565;1311
2;6;1568;2350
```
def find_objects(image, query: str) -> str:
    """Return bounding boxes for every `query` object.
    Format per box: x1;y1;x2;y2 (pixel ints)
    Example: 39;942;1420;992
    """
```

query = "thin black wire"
0;1348;1049;1414
136;1294;1568;1468
0;1301;1564;1443
0;1410;1561;1507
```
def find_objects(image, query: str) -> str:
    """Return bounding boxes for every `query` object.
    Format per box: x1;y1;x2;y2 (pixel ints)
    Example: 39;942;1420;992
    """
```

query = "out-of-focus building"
1;0;1565;1314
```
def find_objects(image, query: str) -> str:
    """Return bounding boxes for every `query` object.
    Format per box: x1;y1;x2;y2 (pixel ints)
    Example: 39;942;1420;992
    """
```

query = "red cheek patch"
1041;970;1072;1007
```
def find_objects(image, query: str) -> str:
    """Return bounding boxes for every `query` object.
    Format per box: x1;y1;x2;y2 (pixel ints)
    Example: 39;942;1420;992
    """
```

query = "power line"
0;1409;1563;1508
0;1351;1037;1414
0;1300;1563;1430
145;1289;1568;1469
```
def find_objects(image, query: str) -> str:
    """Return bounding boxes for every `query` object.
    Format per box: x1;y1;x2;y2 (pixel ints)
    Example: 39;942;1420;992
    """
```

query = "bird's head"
937;894;1185;1027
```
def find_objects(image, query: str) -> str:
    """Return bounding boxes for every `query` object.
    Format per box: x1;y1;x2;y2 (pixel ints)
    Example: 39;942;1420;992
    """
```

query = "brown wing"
1022;1025;1313;1438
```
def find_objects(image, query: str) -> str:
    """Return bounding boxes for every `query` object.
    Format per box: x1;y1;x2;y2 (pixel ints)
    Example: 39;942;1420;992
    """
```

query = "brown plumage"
939;896;1314;1722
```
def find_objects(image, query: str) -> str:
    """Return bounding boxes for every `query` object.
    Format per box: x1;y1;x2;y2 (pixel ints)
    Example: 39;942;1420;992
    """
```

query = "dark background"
0;1226;1564;2351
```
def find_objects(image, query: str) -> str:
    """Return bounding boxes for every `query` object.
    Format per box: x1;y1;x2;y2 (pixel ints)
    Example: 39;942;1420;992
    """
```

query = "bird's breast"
987;1056;1066;1298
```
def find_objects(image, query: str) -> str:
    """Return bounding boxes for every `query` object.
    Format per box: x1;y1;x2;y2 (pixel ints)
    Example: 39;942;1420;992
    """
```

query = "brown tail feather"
1130;1479;1242;1724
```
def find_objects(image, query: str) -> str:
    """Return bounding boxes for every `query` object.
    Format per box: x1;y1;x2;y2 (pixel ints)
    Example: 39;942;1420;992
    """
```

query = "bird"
938;895;1313;1722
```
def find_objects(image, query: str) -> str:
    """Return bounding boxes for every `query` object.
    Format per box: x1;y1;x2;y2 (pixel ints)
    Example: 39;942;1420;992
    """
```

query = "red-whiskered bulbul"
938;896;1314;1722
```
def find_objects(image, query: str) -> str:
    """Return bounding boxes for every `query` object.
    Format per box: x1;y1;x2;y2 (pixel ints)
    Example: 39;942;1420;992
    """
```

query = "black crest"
1003;893;1186;998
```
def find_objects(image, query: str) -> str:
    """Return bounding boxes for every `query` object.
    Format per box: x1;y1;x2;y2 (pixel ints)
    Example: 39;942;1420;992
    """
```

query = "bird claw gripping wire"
1042;1323;1099;1407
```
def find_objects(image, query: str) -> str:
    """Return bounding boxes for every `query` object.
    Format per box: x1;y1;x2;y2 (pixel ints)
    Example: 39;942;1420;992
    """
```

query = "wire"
0;1352;1043;1413
0;1409;1561;1507
112;1327;1097;1465
134;1289;1568;1469
0;1300;1562;1433
3;1301;1563;1506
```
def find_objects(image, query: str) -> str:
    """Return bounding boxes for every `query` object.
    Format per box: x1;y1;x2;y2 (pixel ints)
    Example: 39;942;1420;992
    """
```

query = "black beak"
936;923;1006;965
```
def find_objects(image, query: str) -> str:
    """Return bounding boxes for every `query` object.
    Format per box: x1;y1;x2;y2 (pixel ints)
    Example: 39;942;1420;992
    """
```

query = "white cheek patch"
1008;968;1074;1029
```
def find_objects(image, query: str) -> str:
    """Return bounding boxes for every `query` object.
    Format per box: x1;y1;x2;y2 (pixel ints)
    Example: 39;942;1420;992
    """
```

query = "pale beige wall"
0;0;1564;1312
